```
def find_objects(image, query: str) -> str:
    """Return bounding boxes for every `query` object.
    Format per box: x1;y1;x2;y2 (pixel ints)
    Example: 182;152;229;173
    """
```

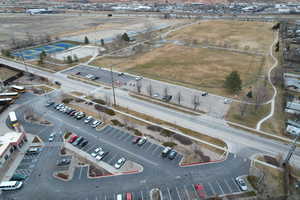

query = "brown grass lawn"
226;102;271;128
167;20;275;52
93;44;265;96
0;67;19;80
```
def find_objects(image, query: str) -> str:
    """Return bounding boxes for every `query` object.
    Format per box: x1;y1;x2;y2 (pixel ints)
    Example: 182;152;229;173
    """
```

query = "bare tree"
26;32;34;46
147;84;153;97
272;67;284;86
254;85;269;110
176;91;182;105
239;98;248;117
143;21;155;41
163;87;168;97
192;95;200;110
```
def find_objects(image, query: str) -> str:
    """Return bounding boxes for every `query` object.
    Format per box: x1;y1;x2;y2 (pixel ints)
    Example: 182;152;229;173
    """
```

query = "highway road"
1;58;299;168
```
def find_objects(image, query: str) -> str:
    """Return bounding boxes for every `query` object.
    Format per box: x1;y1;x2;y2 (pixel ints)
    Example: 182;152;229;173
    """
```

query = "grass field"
0;67;19;81
167;20;275;52
93;43;265;96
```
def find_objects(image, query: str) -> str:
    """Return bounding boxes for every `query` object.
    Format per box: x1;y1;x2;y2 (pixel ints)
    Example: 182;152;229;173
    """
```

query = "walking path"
256;32;279;130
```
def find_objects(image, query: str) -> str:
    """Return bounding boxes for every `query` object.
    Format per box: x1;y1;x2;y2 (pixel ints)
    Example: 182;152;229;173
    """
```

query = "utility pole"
110;65;116;107
20;53;29;74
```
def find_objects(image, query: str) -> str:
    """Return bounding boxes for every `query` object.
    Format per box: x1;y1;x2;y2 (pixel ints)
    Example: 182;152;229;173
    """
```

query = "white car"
84;116;93;124
48;133;55;142
91;152;97;157
91;120;102;128
224;98;231;104
114;157;126;169
94;148;102;153
235;177;248;191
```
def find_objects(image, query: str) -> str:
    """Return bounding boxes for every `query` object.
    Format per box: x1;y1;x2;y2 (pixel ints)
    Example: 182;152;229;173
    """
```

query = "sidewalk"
0;134;35;182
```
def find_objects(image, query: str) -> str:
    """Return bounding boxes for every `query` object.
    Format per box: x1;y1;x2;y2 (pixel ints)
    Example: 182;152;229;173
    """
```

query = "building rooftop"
0;132;23;144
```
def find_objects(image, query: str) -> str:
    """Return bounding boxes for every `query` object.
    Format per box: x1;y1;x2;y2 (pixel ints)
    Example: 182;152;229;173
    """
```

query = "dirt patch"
89;165;112;177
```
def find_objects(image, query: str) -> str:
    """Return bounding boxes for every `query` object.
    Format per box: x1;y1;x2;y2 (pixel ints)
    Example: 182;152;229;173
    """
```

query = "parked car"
194;184;206;198
137;136;147;146
45;101;54;107
168;150;177;160
95;152;108;161
76;137;85;146
48;133;55;142
126;192;132;200
56;158;71;166
161;147;172;157
68;135;78;143
116;194;122;200
224;98;231;104
84;116;93;123
76;112;86;120
235;177;248;191
10;174;28;181
91;120;102;128
54;81;61;86
70;111;77;116
118;72;124;76
114;157;126;169
132;136;141;144
80;140;88;148
73;137;83;146
201;92;208;96
26;147;39;155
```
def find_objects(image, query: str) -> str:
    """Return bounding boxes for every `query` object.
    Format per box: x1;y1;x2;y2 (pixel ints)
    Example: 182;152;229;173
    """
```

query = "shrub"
162;142;177;147
111;119;124;127
75;98;84;103
160;129;175;137
60;148;66;155
147;125;163;132
134;129;143;136
93;98;106;105
173;134;193;145
57;173;69;180
64;132;72;139
105;109;115;116
62;98;73;104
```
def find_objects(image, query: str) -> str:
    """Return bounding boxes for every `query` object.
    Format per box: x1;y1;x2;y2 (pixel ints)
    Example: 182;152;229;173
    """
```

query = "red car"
126;192;132;200
194;184;206;199
68;135;78;143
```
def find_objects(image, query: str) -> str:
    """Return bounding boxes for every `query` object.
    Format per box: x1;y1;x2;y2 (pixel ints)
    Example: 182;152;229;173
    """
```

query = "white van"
116;194;123;200
0;181;23;191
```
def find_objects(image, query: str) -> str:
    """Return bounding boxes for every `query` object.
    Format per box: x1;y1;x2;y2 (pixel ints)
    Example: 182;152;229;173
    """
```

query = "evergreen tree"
100;39;105;46
224;71;242;93
67;55;73;64
121;33;130;42
84;36;89;44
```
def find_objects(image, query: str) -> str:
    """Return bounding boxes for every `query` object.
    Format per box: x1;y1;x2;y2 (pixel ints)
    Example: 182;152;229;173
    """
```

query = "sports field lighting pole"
110;65;117;107
20;52;29;74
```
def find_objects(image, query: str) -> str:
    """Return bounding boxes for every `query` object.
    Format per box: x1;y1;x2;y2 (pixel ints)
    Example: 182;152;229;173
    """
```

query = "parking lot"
1;93;250;200
62;65;136;87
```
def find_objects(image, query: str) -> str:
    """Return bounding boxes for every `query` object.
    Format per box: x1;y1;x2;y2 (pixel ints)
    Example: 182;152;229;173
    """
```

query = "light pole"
20;52;29;74
110;65;116;107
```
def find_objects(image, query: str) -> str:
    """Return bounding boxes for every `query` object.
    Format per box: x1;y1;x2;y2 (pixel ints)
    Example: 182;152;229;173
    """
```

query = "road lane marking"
167;187;172;200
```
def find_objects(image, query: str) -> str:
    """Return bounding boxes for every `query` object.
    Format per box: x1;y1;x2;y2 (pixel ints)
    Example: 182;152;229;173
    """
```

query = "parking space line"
107;154;118;164
232;178;241;192
151;146;160;155
216;180;224;195
140;191;144;200
86;144;97;152
224;179;233;193
120;134;130;141
167;187;172;200
144;143;154;151
208;183;216;196
78;167;83;180
175;187;182;200
184;185;191;200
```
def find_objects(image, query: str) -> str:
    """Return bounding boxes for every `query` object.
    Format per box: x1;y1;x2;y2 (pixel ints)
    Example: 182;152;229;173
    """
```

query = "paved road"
1;93;249;200
0;58;299;168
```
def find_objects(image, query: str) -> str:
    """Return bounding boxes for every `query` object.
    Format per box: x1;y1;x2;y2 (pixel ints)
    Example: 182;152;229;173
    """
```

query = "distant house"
286;125;300;136
285;101;300;114
284;73;300;92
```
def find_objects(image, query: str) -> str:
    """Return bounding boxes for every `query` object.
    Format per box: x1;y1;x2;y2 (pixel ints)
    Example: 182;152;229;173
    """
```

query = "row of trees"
9;33;55;50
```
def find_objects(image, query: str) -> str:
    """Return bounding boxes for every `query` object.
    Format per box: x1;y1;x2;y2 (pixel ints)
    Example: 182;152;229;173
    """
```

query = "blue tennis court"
13;42;77;60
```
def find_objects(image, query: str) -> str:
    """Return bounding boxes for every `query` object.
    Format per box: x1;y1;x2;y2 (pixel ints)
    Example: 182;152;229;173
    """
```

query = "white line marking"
140;191;144;200
167;187;172;200
208;182;216;195
224;179;233;193
184;185;191;200
78;167;83;180
175;187;182;200
216;180;224;194
151;146;160;155
232;178;241;192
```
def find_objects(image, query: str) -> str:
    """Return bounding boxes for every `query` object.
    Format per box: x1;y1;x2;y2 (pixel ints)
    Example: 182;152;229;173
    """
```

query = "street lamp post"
110;65;116;107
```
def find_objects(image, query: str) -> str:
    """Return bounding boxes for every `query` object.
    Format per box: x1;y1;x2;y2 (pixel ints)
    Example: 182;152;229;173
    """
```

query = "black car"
76;137;85;146
56;158;71;166
45;101;54;107
201;92;208;96
80;140;88;148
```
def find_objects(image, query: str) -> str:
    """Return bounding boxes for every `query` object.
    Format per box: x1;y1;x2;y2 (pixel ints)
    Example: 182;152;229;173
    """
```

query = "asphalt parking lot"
62;65;136;87
2;93;250;200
